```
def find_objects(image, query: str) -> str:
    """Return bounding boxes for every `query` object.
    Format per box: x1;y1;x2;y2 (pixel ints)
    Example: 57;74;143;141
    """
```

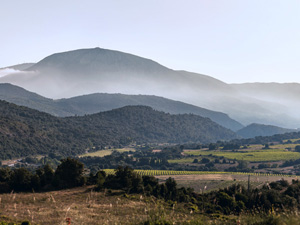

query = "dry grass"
0;186;208;225
0;187;150;224
2;186;300;224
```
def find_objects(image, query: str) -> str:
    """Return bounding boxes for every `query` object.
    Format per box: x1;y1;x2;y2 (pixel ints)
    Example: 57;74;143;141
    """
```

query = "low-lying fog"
1;68;300;129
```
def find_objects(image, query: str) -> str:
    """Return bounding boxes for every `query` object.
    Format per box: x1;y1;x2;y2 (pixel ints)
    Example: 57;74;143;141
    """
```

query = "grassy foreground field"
0;186;242;225
0;186;170;225
2;186;300;225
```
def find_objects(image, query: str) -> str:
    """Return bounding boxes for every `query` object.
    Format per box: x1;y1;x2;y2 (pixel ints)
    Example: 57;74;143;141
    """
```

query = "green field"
182;145;300;162
79;148;135;157
284;138;300;143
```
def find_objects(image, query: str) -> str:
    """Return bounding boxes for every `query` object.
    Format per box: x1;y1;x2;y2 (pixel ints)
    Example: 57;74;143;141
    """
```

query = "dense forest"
236;123;295;138
0;100;237;160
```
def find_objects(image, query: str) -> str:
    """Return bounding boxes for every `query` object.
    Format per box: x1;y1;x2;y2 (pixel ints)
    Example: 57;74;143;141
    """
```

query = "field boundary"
103;169;300;178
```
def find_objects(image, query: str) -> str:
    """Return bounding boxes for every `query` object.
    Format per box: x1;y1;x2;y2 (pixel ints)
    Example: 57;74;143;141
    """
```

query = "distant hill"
0;83;68;116
0;100;238;160
0;83;243;131
232;83;300;103
231;83;300;125
0;48;237;102
236;123;296;138
1;47;300;128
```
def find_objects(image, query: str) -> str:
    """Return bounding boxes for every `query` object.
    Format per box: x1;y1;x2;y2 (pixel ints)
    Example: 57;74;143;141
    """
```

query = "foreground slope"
0;101;238;159
0;83;243;131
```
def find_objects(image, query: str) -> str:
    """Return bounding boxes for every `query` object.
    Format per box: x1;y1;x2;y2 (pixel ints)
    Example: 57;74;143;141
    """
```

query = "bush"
201;158;210;164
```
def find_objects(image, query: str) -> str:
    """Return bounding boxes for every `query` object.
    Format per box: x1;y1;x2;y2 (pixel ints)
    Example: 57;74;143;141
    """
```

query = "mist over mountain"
1;47;300;128
0;100;238;159
0;83;243;131
1;63;35;71
0;83;67;116
231;83;300;120
236;123;296;139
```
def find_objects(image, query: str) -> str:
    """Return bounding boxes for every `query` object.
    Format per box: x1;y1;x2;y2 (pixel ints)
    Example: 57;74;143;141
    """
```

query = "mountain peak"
26;47;171;77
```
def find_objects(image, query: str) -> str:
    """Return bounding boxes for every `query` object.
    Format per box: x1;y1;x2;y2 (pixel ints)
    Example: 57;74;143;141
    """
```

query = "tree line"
2;157;300;216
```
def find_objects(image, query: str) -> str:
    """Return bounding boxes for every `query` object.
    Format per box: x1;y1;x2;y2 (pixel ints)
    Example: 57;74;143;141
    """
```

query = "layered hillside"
0;101;238;159
1;47;300;128
0;83;243;131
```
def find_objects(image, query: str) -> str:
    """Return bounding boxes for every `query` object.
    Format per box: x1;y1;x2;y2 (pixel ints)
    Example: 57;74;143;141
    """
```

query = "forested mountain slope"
237;123;296;138
0;101;238;159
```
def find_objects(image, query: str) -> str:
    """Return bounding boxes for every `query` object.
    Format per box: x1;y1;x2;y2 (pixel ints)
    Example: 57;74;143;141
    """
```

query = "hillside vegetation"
0;101;237;159
0;83;243;131
237;123;296;138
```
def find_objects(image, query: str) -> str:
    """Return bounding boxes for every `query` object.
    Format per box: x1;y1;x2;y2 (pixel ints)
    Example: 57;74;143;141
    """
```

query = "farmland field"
284;138;300;143
79;148;135;157
103;169;299;192
182;144;300;162
103;169;298;179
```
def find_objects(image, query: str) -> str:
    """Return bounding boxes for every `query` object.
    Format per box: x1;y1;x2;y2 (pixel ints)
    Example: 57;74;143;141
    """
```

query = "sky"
1;0;299;83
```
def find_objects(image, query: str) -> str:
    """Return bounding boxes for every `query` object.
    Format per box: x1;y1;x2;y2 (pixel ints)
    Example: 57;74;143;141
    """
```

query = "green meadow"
181;144;300;162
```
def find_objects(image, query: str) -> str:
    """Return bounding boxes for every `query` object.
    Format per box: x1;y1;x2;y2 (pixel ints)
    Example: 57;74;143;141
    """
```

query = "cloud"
0;68;23;78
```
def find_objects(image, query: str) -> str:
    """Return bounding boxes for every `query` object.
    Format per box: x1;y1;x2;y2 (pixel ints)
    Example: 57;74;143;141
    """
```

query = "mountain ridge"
0;83;243;131
1;47;300;128
1;63;35;71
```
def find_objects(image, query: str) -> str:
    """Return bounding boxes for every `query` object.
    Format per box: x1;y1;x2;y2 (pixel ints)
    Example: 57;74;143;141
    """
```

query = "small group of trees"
93;166;300;215
0;158;85;192
79;146;186;173
91;166;194;202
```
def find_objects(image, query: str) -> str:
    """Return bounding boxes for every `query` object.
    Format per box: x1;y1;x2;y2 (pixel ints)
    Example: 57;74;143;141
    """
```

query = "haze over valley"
1;47;300;129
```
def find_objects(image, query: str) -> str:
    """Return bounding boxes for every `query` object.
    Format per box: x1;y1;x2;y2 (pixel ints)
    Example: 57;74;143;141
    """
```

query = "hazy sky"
1;0;299;83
